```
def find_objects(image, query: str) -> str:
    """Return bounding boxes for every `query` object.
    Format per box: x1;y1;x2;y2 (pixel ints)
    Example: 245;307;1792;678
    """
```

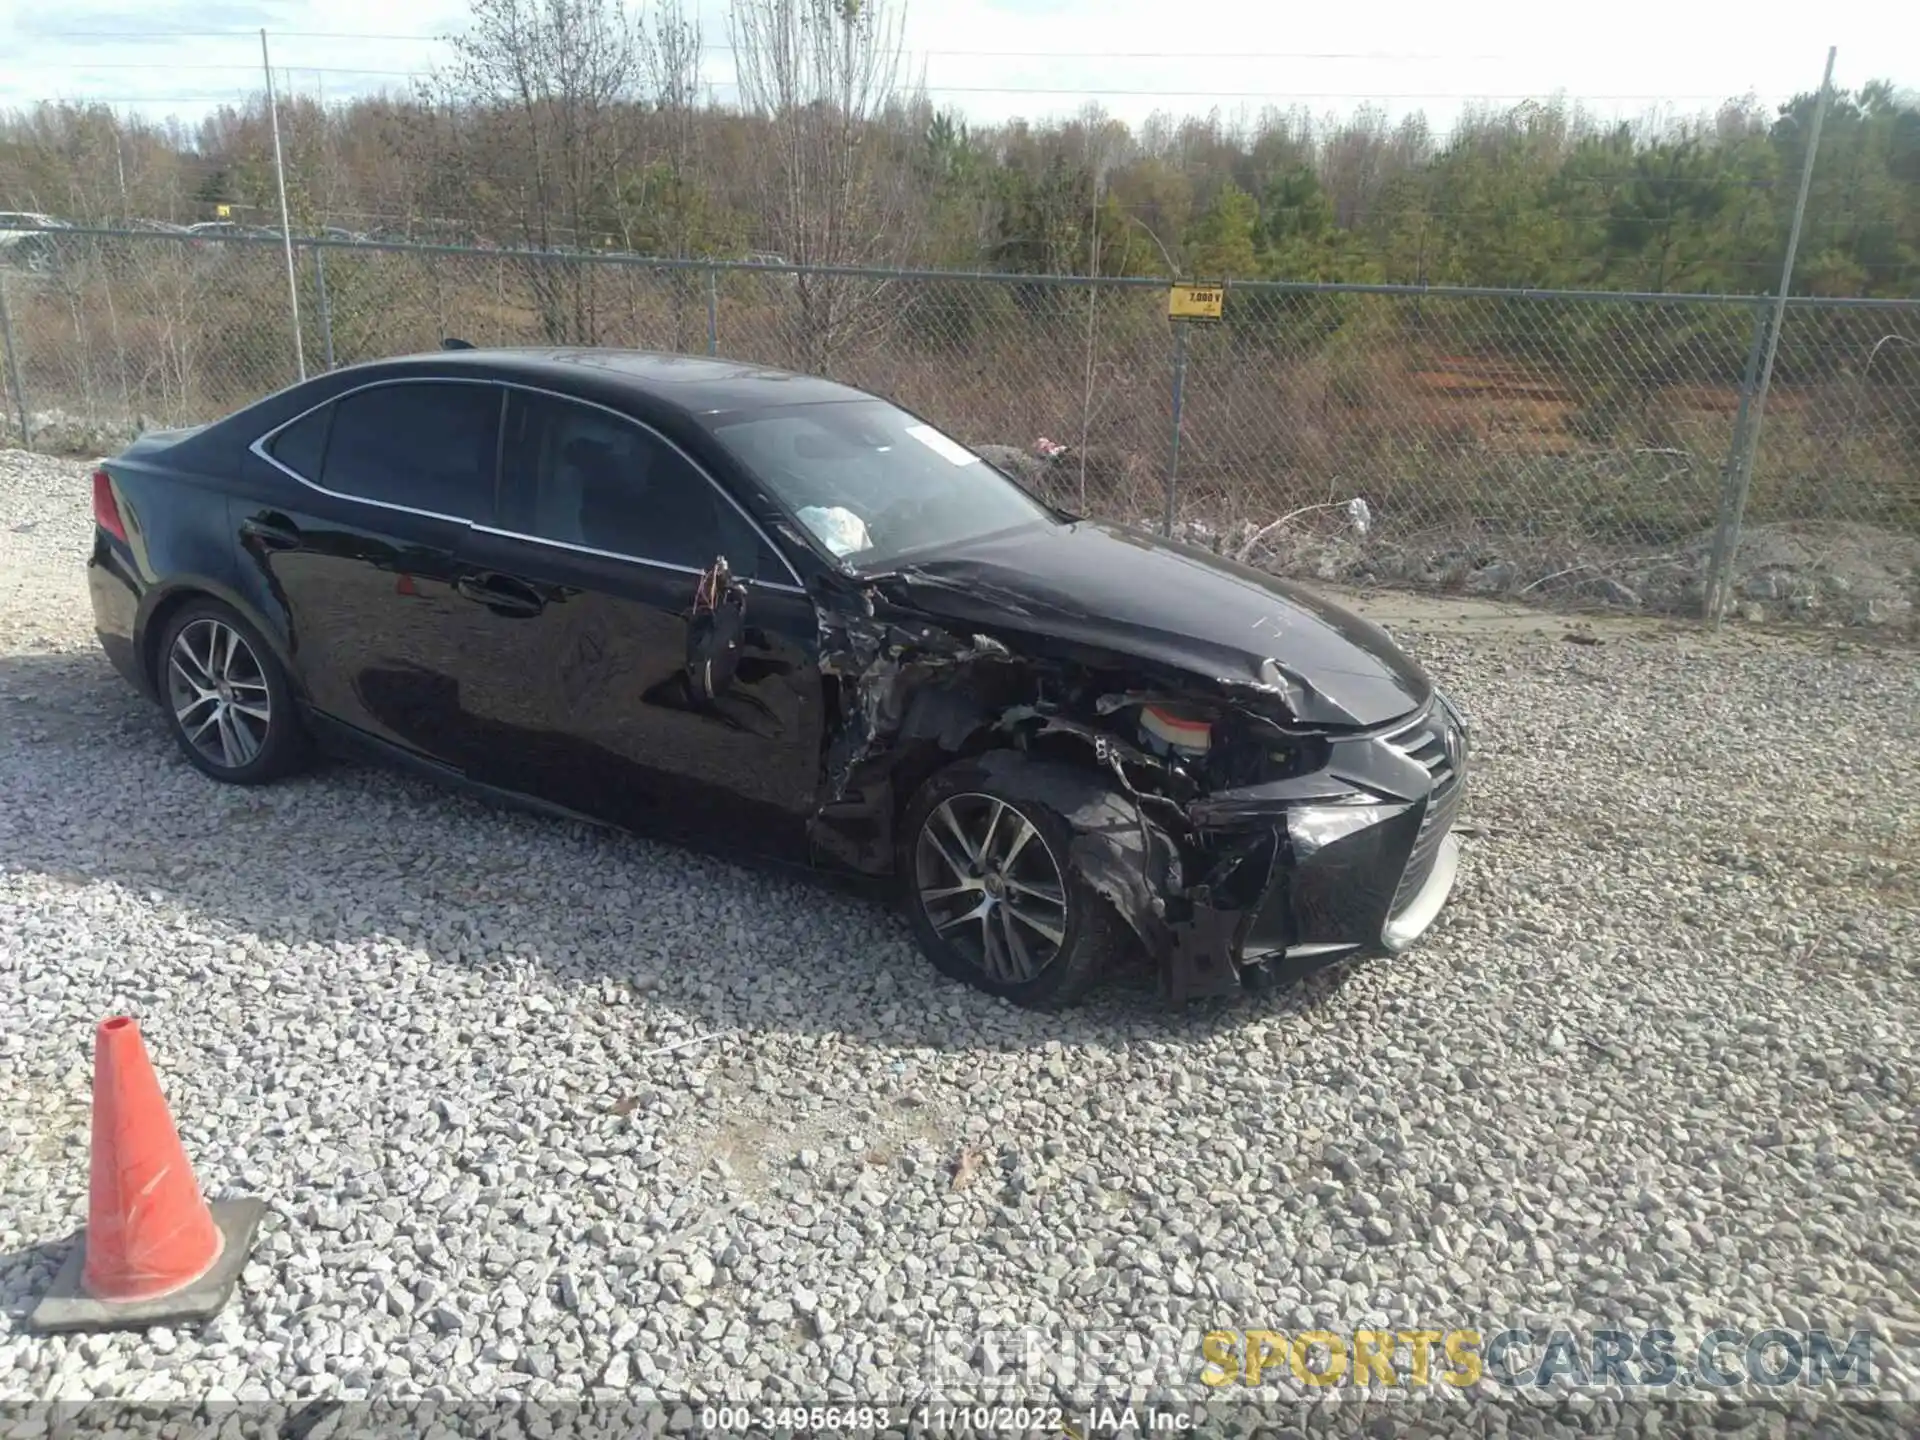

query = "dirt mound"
1661;520;1920;626
1186;512;1919;633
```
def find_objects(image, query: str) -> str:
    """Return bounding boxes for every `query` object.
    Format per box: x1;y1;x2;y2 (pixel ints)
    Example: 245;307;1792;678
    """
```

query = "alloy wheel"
914;792;1069;984
166;618;272;770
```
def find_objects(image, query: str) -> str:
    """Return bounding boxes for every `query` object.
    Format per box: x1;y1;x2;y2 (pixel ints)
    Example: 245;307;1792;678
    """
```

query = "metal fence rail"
2;228;1916;628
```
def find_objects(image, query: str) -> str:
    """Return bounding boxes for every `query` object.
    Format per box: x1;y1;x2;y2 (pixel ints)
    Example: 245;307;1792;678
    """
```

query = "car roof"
361;346;875;417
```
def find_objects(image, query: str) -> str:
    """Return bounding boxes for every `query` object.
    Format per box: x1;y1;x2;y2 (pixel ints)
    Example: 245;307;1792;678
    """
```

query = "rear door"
450;387;825;856
243;378;503;764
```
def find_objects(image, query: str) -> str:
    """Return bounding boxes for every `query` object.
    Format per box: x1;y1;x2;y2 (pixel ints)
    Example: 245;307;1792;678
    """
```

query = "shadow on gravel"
0;1237;72;1324
0;649;1356;1052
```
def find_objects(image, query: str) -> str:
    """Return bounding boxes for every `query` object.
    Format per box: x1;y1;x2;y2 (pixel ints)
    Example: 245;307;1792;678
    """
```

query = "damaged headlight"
1287;797;1413;858
1260;737;1330;781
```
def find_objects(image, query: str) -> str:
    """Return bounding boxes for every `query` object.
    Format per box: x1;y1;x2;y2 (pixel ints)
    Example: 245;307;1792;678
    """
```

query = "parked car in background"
186;220;280;246
71;218;194;274
181;221;282;272
744;251;798;285
85;348;1469;1010
0;211;69;271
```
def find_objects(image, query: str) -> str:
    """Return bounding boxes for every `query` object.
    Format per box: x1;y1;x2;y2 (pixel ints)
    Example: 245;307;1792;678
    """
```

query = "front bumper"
1384;831;1462;952
1156;691;1469;998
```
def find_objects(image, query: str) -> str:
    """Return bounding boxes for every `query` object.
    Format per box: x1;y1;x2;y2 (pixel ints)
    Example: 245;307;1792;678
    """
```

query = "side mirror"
687;558;747;700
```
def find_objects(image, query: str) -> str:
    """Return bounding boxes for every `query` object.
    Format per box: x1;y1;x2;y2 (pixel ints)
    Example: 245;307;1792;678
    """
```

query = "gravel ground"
1;445;1917;1417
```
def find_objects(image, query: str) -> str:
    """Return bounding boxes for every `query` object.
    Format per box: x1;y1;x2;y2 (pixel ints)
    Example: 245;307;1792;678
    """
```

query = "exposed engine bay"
770;562;1471;1002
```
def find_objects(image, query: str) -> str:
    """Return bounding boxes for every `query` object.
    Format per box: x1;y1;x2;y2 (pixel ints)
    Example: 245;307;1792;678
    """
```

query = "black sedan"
87;348;1468;1008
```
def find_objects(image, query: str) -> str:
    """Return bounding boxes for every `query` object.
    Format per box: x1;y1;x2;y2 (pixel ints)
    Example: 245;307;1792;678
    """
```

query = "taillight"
92;468;128;542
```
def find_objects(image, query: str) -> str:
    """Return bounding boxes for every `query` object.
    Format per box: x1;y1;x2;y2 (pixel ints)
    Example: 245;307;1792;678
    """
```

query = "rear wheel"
900;754;1127;1009
158;601;307;784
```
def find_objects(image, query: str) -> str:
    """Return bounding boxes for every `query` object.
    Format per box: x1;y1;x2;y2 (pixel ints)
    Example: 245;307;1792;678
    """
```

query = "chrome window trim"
467;521;802;593
248;375;498;529
248;374;808;592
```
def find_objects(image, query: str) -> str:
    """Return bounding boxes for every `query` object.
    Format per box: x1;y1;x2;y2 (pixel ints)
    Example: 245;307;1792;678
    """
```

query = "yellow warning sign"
1168;283;1225;320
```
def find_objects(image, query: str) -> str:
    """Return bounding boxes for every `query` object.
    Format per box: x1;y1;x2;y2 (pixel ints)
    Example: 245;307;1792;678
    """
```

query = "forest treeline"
3;0;1916;297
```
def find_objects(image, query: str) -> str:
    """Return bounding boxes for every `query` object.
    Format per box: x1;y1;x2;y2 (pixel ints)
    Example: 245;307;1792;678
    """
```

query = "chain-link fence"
2;228;1916;628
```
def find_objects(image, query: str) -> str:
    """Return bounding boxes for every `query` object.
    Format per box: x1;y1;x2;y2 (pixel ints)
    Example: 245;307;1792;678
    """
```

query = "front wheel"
899;753;1128;1009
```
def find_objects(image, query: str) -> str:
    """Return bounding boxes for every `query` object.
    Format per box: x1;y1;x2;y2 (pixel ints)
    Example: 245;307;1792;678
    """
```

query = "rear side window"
266;404;331;480
317;381;502;521
497;390;787;581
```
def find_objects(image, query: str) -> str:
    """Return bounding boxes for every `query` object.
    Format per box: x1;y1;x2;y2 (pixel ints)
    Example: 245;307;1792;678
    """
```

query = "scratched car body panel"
86;347;1469;1009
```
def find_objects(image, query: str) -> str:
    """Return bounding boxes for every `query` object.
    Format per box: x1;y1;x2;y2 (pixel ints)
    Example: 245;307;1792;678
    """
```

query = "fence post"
1704;44;1837;625
1704;302;1772;620
706;268;719;357
1165;317;1188;537
0;271;30;450
260;30;306;382
313;246;336;371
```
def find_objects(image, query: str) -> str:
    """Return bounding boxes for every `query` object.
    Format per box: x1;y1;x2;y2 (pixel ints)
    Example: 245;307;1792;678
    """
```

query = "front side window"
316;381;502;521
497;391;782;580
703;399;1055;571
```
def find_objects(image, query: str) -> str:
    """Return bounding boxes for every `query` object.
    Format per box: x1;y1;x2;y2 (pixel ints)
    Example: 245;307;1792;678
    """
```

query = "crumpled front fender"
973;752;1259;1004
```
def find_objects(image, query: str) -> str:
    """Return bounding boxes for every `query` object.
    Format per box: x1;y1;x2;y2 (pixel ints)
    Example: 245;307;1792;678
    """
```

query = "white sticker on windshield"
905;424;981;467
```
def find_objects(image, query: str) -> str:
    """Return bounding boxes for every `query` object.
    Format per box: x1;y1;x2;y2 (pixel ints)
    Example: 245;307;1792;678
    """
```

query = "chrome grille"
1384;705;1459;794
1387;699;1467;915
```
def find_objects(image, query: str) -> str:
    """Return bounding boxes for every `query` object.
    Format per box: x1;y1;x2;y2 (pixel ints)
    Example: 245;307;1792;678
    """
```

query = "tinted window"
317;382;501;520
266;404;332;479
705;399;1053;571
498;391;783;580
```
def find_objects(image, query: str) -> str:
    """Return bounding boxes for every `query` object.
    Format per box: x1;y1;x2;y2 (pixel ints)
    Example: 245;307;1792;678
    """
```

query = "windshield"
705;400;1055;570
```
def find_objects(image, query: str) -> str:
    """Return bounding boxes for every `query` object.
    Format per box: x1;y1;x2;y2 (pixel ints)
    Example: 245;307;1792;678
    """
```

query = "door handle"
240;515;301;550
456;572;546;617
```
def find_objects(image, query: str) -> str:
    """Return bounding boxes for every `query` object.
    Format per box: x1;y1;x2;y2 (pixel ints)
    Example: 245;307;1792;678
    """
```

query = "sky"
0;0;1915;137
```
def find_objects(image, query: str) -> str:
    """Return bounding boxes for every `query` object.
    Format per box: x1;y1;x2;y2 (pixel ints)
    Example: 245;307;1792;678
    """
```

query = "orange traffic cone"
31;1017;264;1333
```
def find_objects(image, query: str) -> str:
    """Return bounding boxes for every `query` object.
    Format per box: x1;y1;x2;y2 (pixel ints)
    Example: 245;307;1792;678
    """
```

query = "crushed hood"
876;519;1432;728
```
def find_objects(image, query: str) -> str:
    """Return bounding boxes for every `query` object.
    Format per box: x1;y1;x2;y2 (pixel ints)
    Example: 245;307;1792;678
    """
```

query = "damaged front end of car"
798;568;1470;1003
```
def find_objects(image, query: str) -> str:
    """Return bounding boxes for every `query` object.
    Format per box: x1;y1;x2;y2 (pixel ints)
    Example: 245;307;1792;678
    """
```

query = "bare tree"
635;0;707;349
445;0;645;341
1077;105;1129;510
728;0;914;371
641;0;703;191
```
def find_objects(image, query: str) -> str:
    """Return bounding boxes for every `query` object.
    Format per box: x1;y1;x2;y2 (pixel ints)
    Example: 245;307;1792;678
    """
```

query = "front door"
451;388;825;858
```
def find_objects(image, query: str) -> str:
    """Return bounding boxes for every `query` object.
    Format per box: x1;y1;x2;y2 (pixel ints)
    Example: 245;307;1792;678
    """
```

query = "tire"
899;751;1129;1009
156;600;308;784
